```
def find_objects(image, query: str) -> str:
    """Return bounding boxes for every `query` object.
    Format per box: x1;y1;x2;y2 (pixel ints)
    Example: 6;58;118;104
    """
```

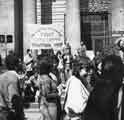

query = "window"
7;35;13;43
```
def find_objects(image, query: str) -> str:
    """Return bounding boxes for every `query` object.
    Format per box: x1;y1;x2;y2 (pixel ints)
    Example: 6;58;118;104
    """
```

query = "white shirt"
0;70;19;108
64;76;90;114
24;54;33;72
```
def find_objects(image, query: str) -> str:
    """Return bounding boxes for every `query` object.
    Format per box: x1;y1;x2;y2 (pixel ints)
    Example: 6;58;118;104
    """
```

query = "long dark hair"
101;55;124;86
84;55;124;120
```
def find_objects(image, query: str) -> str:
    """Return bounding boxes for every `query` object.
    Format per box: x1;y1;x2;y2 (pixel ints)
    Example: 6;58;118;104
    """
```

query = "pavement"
24;102;41;120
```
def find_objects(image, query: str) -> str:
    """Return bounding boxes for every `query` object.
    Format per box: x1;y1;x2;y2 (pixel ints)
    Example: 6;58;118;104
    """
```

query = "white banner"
25;24;64;51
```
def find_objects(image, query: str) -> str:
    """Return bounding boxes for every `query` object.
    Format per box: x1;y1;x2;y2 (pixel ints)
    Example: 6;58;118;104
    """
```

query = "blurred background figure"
56;50;64;84
81;41;87;52
92;51;102;76
24;49;34;78
77;47;90;69
5;50;18;70
63;43;73;81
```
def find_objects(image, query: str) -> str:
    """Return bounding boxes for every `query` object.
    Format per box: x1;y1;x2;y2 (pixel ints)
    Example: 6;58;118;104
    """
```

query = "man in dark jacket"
5;50;19;70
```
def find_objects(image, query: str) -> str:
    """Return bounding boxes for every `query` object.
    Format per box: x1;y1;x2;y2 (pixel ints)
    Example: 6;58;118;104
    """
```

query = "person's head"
77;48;81;55
81;46;87;56
63;62;73;81
78;47;86;57
6;57;19;71
81;41;84;46
101;55;124;85
38;60;51;75
79;67;88;81
72;60;89;78
79;65;94;90
64;43;71;55
73;54;77;60
27;49;32;56
34;71;38;79
119;39;124;51
120;39;124;47
79;63;93;78
95;51;101;56
77;48;82;56
64;68;73;81
9;50;14;55
56;50;62;58
51;55;59;70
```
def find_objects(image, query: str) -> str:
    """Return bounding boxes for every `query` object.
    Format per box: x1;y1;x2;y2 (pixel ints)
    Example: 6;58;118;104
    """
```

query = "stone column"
65;0;81;55
23;0;36;55
23;0;36;24
112;0;124;65
14;0;23;59
112;0;124;31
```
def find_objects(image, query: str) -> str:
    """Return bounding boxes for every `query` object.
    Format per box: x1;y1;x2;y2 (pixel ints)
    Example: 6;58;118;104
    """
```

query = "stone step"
24;102;57;120
24;103;41;120
24;108;40;113
24;112;41;120
24;102;39;109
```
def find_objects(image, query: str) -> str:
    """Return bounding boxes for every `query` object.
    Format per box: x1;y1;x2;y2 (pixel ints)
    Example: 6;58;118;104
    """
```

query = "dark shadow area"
81;22;92;50
80;12;109;52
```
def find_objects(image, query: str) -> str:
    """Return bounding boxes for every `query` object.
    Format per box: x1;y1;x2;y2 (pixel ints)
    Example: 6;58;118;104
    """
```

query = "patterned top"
39;74;57;103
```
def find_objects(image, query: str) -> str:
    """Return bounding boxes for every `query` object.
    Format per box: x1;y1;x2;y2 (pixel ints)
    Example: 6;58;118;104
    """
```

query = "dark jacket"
84;80;119;120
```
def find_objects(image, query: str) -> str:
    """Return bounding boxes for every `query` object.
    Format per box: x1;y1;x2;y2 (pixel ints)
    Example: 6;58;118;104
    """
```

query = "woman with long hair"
84;55;124;120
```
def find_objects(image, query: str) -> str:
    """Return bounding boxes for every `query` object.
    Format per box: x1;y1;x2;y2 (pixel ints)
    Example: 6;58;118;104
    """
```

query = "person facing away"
0;53;24;120
36;60;58;120
5;50;18;71
83;55;124;120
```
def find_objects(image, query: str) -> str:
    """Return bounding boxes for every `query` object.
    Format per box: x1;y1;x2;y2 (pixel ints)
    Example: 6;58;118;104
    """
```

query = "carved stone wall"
80;0;112;12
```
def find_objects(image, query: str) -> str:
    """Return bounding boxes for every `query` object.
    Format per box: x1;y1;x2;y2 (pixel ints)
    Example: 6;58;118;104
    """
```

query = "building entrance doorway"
80;12;110;52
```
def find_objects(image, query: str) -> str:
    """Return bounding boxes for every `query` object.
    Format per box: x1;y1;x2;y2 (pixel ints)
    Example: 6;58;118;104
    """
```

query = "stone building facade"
0;0;124;58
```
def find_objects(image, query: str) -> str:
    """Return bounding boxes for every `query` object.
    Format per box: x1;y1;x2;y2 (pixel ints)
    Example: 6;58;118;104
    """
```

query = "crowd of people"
0;41;124;120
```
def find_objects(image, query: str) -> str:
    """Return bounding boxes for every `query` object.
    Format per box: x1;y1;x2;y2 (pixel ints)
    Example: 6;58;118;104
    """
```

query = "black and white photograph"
0;0;124;120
